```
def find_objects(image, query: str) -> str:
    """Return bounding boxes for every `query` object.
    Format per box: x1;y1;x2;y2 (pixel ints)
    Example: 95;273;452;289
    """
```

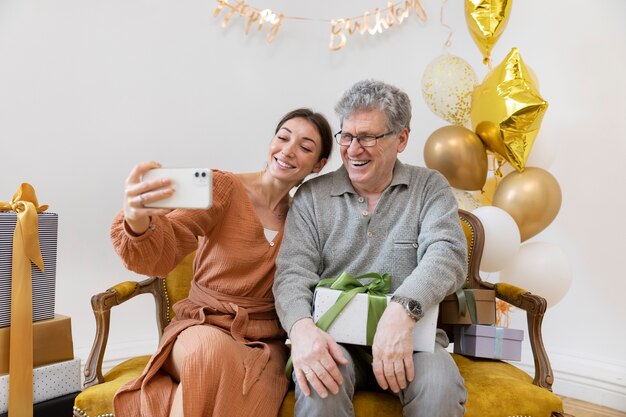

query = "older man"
273;80;467;417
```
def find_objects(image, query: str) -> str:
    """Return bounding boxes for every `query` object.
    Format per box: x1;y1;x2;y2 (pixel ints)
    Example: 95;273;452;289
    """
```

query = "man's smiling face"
340;108;407;195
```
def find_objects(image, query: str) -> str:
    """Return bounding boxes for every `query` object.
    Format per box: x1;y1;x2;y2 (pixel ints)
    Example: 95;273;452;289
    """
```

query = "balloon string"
487;151;505;178
495;156;506;178
439;0;453;50
493;154;501;177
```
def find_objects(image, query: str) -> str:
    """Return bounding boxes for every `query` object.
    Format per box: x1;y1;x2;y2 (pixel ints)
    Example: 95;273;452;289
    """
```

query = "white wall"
1;0;625;410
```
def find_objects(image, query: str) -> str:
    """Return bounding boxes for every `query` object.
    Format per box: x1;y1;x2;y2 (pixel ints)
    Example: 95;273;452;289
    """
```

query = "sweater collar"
330;160;410;197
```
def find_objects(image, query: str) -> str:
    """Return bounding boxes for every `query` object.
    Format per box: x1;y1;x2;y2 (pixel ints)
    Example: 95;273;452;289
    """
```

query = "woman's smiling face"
267;117;326;184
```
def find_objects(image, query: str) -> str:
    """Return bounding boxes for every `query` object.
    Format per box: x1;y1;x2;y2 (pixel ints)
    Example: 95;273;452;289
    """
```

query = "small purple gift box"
453;324;524;361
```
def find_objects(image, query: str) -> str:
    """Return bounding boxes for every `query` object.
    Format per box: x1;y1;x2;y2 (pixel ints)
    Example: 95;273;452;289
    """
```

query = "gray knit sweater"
273;160;467;335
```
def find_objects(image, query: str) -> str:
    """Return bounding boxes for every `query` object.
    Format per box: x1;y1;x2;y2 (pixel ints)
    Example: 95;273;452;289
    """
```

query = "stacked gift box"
0;206;81;416
440;287;525;361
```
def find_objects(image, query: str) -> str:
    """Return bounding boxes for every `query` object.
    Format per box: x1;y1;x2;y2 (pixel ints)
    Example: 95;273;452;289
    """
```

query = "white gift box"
0;357;80;413
312;287;439;352
0;212;58;327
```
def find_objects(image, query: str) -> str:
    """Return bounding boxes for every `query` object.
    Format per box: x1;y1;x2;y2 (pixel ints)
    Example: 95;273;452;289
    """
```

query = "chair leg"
552;412;575;417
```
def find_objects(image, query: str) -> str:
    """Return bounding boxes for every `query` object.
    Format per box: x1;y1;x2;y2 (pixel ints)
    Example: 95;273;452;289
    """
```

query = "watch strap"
390;295;423;321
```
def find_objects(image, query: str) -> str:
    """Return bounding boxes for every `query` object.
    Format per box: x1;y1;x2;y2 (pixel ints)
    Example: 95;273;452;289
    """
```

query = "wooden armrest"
490;282;554;390
82;277;164;388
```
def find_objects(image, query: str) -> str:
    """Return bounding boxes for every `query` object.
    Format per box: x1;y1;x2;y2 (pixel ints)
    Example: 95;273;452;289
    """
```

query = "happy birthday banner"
213;0;428;51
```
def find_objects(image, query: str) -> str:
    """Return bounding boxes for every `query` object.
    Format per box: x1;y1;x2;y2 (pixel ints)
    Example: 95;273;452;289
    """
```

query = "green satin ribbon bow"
284;272;391;379
455;287;478;324
315;272;391;345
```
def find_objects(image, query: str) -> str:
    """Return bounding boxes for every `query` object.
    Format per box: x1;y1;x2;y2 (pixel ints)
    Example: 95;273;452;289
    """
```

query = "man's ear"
311;158;328;174
397;128;409;153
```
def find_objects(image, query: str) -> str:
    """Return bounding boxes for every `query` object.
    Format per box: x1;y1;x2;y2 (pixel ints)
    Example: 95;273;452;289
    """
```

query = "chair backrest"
458;208;485;289
162;251;195;323
159;209;485;326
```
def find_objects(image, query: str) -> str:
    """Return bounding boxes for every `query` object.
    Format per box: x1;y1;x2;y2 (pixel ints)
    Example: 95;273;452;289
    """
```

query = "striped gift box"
0;212;58;328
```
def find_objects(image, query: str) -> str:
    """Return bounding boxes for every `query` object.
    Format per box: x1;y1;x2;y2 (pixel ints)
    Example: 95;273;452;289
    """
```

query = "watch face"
407;300;421;316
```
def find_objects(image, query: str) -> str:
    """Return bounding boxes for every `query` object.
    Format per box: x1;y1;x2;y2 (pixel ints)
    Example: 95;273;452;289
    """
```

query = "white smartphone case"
141;168;212;209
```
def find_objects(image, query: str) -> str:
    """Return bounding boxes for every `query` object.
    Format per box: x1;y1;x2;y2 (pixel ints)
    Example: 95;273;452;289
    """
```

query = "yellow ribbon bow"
0;183;48;417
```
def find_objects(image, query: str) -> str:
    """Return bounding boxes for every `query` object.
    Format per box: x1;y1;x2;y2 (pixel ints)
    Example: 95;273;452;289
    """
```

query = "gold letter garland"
214;0;285;43
213;0;427;51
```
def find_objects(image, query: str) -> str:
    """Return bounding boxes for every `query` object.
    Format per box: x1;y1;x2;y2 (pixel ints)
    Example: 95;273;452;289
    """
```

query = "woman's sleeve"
110;170;234;277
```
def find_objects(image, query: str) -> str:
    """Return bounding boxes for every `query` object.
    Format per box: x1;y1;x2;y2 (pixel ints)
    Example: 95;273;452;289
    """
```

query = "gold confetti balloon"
471;48;548;172
452;188;482;211
465;0;512;63
421;54;478;126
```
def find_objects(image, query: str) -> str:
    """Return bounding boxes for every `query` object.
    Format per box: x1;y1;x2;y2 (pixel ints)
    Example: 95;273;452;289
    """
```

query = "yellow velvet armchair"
73;209;571;417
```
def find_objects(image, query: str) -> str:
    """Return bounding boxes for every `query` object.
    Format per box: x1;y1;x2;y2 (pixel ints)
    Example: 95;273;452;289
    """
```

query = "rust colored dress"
110;170;289;417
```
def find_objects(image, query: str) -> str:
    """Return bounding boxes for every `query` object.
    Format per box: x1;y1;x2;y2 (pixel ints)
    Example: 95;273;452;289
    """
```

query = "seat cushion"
453;354;563;417
74;355;150;417
75;354;563;417
278;353;563;417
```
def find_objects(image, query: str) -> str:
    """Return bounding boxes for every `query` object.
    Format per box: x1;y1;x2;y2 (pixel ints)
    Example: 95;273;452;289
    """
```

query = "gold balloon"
472;48;549;172
492;167;561;241
424;125;488;191
464;0;512;63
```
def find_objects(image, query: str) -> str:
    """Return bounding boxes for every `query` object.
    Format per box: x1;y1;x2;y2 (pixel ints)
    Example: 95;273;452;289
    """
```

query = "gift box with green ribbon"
439;287;496;325
312;272;439;351
445;285;524;361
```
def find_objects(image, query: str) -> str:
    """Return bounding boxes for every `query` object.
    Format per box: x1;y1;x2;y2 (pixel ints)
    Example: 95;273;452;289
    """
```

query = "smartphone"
141;168;212;209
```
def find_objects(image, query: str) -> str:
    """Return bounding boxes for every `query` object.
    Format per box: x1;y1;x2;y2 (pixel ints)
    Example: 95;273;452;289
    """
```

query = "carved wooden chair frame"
78;209;571;417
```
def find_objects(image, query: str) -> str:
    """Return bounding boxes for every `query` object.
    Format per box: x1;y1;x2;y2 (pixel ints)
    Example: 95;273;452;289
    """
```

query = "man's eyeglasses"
334;130;396;147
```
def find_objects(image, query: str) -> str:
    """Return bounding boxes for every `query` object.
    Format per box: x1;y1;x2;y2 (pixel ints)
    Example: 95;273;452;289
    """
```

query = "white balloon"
472;206;520;272
499;242;572;308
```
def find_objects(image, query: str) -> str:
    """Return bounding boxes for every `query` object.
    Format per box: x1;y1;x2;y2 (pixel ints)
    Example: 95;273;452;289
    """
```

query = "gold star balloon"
471;47;548;172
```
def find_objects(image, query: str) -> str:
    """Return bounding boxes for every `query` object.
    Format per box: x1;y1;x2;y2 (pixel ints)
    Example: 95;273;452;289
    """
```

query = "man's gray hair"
334;79;412;133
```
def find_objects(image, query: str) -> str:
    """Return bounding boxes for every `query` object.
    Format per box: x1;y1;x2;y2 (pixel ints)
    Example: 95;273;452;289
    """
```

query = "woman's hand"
123;161;174;235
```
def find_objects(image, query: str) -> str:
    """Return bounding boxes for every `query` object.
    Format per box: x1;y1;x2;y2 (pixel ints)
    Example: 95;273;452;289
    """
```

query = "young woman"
111;108;333;417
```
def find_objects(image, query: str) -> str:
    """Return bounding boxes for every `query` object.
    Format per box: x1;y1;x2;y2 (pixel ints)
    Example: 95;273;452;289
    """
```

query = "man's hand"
289;318;349;398
371;302;416;393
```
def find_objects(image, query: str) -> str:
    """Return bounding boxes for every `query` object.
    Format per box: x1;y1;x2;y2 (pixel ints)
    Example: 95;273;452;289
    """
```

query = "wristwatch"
391;295;423;321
